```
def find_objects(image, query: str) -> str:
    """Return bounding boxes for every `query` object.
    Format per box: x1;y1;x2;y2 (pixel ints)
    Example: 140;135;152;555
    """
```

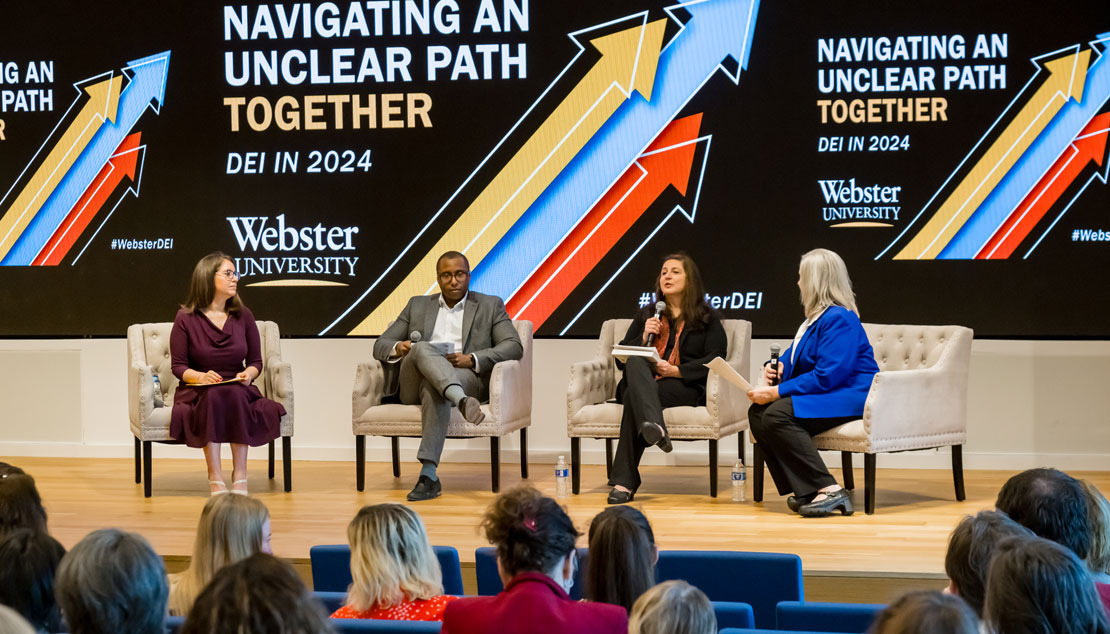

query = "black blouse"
618;308;728;392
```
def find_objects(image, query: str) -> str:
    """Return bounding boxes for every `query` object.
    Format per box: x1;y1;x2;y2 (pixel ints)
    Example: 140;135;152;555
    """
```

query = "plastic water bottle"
151;371;164;408
732;460;747;502
555;456;570;498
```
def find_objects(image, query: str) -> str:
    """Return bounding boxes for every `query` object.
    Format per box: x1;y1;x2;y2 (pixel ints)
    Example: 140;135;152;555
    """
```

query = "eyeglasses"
217;270;241;281
438;271;469;282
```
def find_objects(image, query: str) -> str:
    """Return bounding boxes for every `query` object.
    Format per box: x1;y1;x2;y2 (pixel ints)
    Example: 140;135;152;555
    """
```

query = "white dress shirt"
389;293;479;371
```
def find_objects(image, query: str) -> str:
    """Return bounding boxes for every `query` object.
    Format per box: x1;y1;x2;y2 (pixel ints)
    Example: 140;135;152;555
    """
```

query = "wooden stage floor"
16;456;1110;601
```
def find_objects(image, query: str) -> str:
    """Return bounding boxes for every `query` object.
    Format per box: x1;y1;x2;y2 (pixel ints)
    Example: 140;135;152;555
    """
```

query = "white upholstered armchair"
752;323;974;514
351;320;533;493
126;321;295;497
566;318;752;497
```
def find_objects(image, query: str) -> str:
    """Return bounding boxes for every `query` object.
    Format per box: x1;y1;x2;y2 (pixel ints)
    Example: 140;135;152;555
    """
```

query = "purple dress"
169;307;285;448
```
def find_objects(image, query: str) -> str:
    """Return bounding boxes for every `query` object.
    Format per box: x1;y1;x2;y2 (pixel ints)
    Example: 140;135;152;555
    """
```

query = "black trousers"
608;356;700;491
748;397;857;498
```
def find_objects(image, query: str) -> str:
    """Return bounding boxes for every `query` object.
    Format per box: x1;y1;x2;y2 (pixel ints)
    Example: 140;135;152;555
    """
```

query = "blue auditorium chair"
776;600;885;633
309;544;464;595
313;590;348;614
711;601;756;629
655;550;803;629
475;546;589;598
329;619;443;633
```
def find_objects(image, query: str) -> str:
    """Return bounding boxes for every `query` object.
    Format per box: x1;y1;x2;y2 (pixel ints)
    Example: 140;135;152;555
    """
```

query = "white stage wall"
1;337;1108;472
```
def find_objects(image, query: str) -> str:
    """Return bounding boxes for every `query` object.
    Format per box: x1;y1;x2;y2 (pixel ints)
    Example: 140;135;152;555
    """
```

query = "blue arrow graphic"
470;0;758;299
3;52;169;265
939;36;1110;259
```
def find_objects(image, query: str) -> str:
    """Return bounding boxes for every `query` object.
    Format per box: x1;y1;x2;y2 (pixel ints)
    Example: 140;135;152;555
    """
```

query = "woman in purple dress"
170;252;285;495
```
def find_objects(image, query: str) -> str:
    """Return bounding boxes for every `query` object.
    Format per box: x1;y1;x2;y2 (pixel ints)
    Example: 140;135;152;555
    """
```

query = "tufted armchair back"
864;323;962;372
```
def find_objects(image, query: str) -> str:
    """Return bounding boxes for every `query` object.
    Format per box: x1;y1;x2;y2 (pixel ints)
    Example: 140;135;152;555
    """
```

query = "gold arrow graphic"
0;75;123;260
895;49;1090;260
351;19;667;335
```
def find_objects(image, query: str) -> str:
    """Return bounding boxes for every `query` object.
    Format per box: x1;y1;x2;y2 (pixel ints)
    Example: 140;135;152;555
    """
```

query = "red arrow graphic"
34;133;143;266
508;114;702;328
977;113;1110;260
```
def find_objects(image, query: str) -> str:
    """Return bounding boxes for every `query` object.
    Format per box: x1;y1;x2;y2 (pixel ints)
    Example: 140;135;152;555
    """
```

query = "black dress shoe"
798;488;853;517
639;422;673;453
607;487;635;504
787;493;816;513
406;475;442;501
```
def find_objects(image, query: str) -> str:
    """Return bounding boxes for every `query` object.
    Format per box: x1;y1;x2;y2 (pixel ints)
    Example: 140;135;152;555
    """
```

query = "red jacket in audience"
441;572;627;634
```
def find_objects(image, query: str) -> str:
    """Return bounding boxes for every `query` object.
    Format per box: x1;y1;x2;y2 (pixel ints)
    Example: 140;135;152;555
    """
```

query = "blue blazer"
777;306;879;419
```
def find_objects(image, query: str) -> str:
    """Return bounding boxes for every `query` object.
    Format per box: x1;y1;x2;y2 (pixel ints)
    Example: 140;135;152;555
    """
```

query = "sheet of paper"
186;376;247;387
704;356;753;392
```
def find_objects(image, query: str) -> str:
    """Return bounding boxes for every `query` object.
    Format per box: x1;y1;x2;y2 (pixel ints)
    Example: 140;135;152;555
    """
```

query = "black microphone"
646;301;666;345
768;344;781;386
410;331;421;343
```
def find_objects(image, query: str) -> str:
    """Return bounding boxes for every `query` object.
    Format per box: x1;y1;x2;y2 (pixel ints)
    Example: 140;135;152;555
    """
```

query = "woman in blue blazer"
747;249;879;517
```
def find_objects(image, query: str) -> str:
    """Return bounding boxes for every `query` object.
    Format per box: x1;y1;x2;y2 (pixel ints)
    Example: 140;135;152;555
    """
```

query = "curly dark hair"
181;553;333;634
480;487;580;578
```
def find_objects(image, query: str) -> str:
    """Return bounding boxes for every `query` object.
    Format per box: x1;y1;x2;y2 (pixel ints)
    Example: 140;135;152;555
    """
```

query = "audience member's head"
869;590;978;634
181;553;334;634
586;506;657;613
0;528;66;632
628;580;715;634
55;528;167;634
1081;480;1110;581
169;494;271;615
0;462;26;477
346;503;444;611
0;473;47;537
983;535;1110;634
943;510;1034;615
0;605;36;634
995;467;1092;559
480;486;580;591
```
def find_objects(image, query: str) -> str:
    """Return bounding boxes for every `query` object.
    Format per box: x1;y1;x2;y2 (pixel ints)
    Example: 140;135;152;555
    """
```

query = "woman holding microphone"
747;249;878;517
607;253;727;504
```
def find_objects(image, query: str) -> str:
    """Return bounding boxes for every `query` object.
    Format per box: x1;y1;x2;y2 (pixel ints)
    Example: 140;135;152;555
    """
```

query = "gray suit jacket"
372;291;523;396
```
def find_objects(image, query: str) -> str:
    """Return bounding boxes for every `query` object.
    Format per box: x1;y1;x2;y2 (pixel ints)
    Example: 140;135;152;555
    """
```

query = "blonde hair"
1082;480;1110;575
347;504;443;611
628;580;716;634
169;495;269;616
798;248;858;319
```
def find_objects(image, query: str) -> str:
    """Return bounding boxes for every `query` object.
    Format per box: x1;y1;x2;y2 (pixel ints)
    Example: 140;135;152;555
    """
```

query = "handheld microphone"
646;301;666;345
768;344;781;386
410;331;421;343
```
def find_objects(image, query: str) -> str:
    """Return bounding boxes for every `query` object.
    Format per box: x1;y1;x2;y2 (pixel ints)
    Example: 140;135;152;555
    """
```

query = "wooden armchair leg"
490;436;501;493
752;443;764;503
520;427;528;479
268;441;276;479
604;439;614;479
282;437;292;492
841;452;855;490
952;445;966;501
142;441;153;498
864;453;877;514
356;435;366;492
390;437;401;477
134;437;142;484
709;439;719;498
571;438;581;495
